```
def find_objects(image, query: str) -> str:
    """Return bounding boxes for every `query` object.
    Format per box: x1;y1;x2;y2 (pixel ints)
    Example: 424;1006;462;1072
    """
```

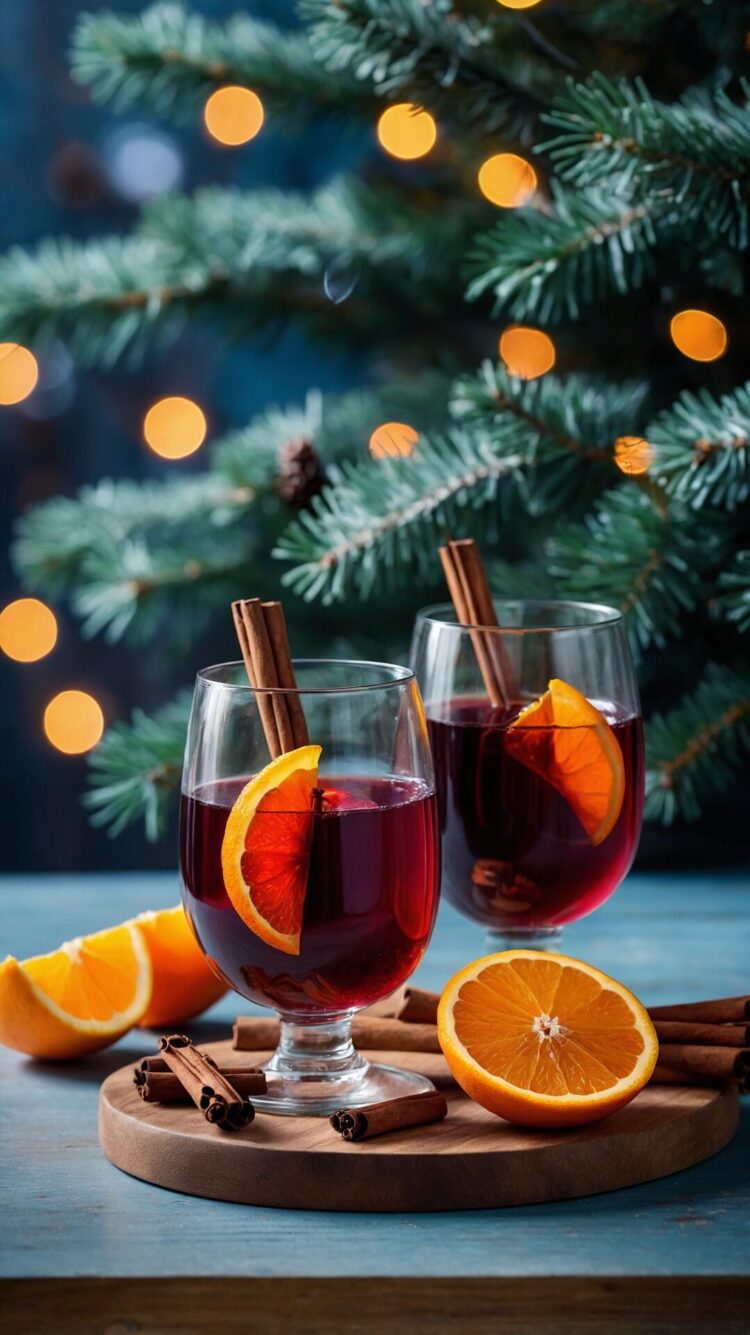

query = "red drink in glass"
180;775;439;1016
427;698;644;931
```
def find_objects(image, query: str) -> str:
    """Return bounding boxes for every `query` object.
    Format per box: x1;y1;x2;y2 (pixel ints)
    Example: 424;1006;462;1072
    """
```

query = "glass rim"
415;598;624;635
196;657;415;696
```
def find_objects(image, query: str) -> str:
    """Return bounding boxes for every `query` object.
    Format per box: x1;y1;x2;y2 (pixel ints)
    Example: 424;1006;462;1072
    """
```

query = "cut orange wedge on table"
505;678;625;846
438;951;658;1128
221;744;322;956
135;905;226;1028
0;923;152;1060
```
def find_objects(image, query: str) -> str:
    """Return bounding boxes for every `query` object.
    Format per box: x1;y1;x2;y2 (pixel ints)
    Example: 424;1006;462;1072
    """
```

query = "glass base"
253;1017;435;1117
485;925;563;953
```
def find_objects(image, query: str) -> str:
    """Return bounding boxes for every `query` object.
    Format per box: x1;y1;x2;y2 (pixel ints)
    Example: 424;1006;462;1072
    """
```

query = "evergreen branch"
647;383;750;511
275;429;522;603
85;691;190;839
466;186;663;322
72;2;368;124
645;664;750;823
546;488;722;655
543;74;750;247
717;550;750;634
301;0;546;133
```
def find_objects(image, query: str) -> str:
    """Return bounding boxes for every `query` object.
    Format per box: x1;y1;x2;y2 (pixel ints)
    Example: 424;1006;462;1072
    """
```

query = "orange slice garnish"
221;744;322;956
438;950;658;1128
134;905;227;1028
505;678;625;846
0;922;152;1060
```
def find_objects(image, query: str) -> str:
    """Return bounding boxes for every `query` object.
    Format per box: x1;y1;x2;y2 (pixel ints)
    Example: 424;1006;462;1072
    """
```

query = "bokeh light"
369;422;420;459
0;598;58;662
496;0;543;8
101;123;183;203
499;326;556;380
614;436;655;476
669;309;727;362
0;343;38;405
377;104;437;160
478;153;537;208
44;690;104;755
143;396;207;459
204;86;265;146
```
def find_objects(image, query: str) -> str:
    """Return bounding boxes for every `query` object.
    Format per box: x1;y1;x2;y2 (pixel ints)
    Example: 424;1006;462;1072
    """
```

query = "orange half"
438;950;658;1128
221;744;322;956
505;678;625;845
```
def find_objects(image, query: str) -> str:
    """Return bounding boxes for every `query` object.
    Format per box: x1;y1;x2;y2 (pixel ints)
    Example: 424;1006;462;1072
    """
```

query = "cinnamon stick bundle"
438;538;516;707
652;1021;749;1047
330;1090;448;1142
233;1014;442;1054
655;1044;749;1086
134;1058;267;1104
232;597;308;758
159;1034;255;1131
648;995;750;1024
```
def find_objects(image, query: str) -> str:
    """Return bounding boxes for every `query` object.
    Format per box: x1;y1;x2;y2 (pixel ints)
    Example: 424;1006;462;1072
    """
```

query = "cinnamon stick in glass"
330;1090;447;1142
438;538;517;706
159;1034;255;1130
647;995;750;1024
262;600;309;747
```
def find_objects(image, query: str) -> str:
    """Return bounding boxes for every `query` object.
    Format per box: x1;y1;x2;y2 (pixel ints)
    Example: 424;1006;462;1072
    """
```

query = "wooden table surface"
1;870;748;1334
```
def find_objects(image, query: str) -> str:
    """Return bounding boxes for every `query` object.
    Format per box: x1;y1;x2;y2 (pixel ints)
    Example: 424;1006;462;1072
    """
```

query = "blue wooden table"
1;871;748;1334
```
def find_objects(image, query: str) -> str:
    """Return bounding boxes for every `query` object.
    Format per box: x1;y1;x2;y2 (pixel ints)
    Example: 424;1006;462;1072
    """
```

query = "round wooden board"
99;1041;739;1212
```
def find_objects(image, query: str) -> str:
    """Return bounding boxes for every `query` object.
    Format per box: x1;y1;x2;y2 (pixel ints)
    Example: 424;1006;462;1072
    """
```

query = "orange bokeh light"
204;86;265;146
499;326;556;380
0;598;58;662
669;309;727;363
0;343;38;405
496;0;543;8
478;153;537;208
377;104;437;160
143;396;207;459
368;422;420;459
44;690;104;755
614;436;655;476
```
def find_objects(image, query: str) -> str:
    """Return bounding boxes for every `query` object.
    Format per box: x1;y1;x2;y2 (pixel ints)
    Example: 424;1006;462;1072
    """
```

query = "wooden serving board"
99;1041;739;1212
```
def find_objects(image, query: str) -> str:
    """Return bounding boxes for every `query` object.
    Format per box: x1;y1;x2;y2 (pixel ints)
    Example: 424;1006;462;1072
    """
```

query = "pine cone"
276;437;327;510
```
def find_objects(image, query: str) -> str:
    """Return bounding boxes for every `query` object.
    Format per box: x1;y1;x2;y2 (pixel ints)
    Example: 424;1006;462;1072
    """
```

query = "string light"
44;690;104;755
0;598;57;662
143;396;207;459
204;87;265;146
499;326;556;380
614;436;655;476
377;104;437;160
369;422;420;459
478;153;537;208
0;343;38;405
670;309;727;363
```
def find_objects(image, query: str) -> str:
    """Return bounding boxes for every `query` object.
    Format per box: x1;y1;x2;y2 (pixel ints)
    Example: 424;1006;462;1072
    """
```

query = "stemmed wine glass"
410;600;644;952
179;659;440;1116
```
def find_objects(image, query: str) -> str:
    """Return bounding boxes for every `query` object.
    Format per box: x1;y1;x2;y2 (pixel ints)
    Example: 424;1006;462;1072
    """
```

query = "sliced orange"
135;905;227;1028
438;950;658;1128
0;923;152;1060
221;744;322;956
505;678;625;845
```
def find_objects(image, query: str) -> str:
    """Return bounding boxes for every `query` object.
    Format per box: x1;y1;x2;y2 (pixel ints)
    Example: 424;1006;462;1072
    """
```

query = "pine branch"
543;74;750;247
546;487;723;655
647;383;750;511
72;1;368;124
466;185;663;322
0;179;474;366
85;691;190;839
275;429;523;603
645;663;750;823
717;550;750;634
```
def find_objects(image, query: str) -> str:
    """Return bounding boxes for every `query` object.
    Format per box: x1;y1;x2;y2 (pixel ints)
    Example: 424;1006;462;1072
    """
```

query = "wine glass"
410;600;644;952
180;659;440;1116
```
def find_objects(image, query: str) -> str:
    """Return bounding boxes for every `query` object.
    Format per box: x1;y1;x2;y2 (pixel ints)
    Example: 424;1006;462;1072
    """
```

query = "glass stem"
485;926;563;954
265;1016;367;1079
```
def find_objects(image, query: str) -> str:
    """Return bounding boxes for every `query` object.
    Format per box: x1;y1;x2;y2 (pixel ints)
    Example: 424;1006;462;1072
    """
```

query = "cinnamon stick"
394;986;440;1025
233;1014;442;1054
652;1020;749;1047
262;600;309;747
232;599;283;759
439;543;502;708
330;1090;448;1142
656;1043;749;1085
134;1060;267;1103
438;539;517;706
647;996;750;1024
159;1034;255;1130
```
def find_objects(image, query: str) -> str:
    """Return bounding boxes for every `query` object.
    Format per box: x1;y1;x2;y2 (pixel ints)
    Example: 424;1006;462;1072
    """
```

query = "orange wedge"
505;678;625;845
221;744;322;956
135;905;227;1028
438;950;658;1128
0;923;152;1060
